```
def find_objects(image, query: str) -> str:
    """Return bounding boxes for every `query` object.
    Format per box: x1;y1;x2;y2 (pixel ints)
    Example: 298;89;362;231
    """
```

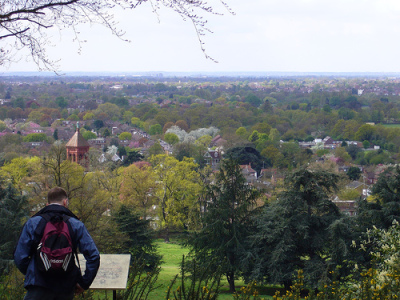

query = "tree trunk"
226;271;235;293
164;226;170;243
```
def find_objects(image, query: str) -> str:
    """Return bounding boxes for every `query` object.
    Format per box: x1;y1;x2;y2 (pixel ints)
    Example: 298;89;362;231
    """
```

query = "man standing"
14;187;100;300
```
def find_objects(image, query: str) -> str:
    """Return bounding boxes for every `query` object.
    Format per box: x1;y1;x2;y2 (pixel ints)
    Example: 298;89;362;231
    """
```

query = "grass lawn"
382;124;400;128
149;239;190;299
85;238;277;299
149;239;275;300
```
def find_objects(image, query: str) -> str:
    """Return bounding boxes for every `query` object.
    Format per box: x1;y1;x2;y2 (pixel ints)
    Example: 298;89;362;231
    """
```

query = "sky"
4;0;400;73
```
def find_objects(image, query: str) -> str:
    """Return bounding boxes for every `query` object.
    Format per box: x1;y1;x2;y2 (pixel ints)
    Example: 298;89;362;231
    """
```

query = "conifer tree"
0;184;29;275
113;205;161;270
250;168;341;288
188;158;261;293
358;165;400;230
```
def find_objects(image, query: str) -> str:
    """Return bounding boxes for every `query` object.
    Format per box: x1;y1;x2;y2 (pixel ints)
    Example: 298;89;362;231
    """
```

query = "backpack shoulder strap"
62;215;81;272
30;214;49;257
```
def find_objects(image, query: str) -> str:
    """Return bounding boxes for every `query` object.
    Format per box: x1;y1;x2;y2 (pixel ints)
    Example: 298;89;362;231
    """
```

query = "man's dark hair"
48;187;68;203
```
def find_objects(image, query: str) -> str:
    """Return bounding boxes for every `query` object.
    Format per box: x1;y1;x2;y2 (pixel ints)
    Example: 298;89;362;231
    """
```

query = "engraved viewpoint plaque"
78;254;131;290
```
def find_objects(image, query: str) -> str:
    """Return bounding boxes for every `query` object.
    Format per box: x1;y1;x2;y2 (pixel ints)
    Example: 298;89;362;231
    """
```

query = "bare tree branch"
0;0;233;71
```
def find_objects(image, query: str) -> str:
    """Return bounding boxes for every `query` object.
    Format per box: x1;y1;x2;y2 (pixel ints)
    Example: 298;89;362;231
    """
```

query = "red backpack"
35;214;77;275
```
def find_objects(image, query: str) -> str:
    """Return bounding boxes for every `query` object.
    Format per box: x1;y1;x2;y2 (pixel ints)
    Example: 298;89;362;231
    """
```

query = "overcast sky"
5;0;400;73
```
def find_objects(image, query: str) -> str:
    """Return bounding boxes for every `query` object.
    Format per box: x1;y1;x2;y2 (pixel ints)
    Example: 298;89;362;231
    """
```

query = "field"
382;123;400;128
147;239;275;300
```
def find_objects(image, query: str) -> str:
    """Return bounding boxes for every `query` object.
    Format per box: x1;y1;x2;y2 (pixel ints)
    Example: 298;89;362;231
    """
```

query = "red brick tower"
66;126;90;167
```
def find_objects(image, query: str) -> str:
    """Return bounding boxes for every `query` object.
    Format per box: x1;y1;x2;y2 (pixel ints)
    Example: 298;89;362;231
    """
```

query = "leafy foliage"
22;133;48;142
151;154;201;240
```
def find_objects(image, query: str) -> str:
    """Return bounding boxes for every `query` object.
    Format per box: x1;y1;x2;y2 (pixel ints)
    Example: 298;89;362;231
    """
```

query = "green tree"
151;155;201;241
0;156;41;192
248;130;259;143
355;124;376;142
119;164;156;219
0;121;7;132
359;166;400;230
224;146;264;175
346;144;362;160
67;114;79;121
251;122;271;134
245;93;262;107
53;128;59;140
103;128;111;137
188;158;261;293
0;183;29;275
55;96;68;108
173;142;196;161
269;128;280;145
82;131;97;140
235;127;247;137
113;204;161;269
347;166;361;180
147;141;164;157
83;112;95;121
93;120;104;129
131;117;144;129
122;150;144;166
122;111;134;123
334;147;351;162
119;132;132;140
164;132;180;145
13;97;25;109
22;133;48;142
149;124;162;136
27;110;44;123
261;98;273;113
94;103;121;121
251;168;341;288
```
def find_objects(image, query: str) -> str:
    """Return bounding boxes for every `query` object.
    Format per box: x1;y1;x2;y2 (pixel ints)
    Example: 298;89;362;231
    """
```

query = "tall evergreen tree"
358;165;400;229
122;149;144;166
188;158;262;293
0;184;29;275
250;168;342;288
113;205;161;270
53;128;59;140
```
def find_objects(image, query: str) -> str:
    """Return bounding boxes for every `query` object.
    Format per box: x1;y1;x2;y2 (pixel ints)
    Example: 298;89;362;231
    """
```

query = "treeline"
2;142;400;297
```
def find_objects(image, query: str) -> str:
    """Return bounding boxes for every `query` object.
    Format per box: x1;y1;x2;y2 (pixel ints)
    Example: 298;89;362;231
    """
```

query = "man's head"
47;187;68;207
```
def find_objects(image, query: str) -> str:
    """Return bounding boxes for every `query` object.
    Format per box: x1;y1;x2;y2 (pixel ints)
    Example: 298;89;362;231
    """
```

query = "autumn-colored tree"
175;120;189;132
163;121;175;133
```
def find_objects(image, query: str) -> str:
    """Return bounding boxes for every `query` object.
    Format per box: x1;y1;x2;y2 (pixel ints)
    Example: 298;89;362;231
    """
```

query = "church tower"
66;124;90;167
